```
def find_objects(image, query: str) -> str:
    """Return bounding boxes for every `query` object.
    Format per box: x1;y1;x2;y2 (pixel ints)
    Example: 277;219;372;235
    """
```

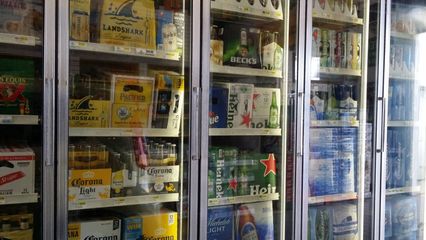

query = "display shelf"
0;194;39;205
386;186;422;196
0;33;40;46
209;128;282;136
211;64;283;78
387;121;418;127
208;193;280;207
70;41;181;61
211;0;284;21
319;67;362;77
312;9;364;25
389;73;416;81
0;115;39;125
69;193;179;211
309;192;357;204
311;120;359;127
69;128;179;137
391;31;416;40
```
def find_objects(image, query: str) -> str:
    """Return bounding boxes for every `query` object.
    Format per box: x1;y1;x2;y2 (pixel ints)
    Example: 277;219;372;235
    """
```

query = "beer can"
403;43;414;73
336;0;345;14
390;43;396;72
222;147;239;197
346;32;354;69
329;30;337;67
352;32;361;70
346;0;353;15
320;29;330;67
312;27;322;58
328;0;335;12
341;32;348;68
271;0;280;10
394;44;404;73
335;32;343;68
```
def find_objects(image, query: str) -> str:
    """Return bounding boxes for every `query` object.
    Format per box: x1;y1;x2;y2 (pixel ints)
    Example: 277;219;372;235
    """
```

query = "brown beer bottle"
238;205;259;240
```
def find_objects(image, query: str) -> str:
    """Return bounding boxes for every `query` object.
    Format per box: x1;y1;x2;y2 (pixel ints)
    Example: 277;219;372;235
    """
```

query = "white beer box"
252;87;280;129
236;201;274;240
0;147;35;195
138;165;180;194
68;218;121;240
215;82;254;129
332;203;359;239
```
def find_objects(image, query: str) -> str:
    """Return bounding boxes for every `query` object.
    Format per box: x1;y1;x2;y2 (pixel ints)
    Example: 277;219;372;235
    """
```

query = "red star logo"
228;178;238;191
240;112;251;127
252;93;260;110
260;154;277;177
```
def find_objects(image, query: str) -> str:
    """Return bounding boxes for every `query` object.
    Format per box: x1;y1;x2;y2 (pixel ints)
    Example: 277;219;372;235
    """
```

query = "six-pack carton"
68;218;121;240
236;201;274;240
138;165;179;194
68;168;112;202
207;205;235;240
141;209;178;240
252;87;281;129
0;146;35;195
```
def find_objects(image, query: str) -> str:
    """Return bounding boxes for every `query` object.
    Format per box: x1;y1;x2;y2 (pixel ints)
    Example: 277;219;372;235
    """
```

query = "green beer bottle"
268;91;279;128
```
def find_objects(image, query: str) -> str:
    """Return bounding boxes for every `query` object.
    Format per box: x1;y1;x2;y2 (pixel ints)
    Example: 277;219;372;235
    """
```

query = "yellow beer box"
111;75;154;104
111;103;151;128
70;0;90;41
69;97;110;128
99;0;156;49
68;168;112;203
0;213;33;240
68;218;121;240
141;209;177;240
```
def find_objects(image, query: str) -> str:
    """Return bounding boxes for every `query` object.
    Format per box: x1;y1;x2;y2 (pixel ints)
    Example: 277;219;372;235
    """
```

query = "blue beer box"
156;9;174;49
391;196;418;236
207;206;234;240
121;215;142;240
209;87;229;128
385;201;392;238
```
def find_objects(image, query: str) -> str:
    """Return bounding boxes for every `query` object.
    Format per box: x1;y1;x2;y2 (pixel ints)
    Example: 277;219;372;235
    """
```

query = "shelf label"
0;116;12;124
72;41;88;48
0;197;5;204
136;48;156;56
115;198;126;205
14;36;36;46
115;46;132;53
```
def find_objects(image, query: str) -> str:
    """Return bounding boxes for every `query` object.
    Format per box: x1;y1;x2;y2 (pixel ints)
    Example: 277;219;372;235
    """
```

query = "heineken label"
252;88;281;129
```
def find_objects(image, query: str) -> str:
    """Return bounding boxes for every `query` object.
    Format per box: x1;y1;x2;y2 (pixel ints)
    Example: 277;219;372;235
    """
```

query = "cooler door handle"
381;98;387;153
43;77;55;166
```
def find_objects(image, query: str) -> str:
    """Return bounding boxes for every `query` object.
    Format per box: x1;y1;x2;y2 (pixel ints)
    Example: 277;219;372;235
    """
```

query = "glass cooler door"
306;0;371;239
383;1;426;239
0;1;55;239
200;0;290;239
57;0;193;239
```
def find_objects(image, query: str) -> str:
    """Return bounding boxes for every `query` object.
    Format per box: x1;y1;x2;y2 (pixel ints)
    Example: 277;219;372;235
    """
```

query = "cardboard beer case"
155;9;174;50
121;215;143;240
0;58;35;115
138;165;179;194
332;203;358;239
99;0;156;49
68;168;112;202
252;88;281;129
215;82;254;129
151;74;184;130
69;96;110;128
0;213;33;240
0;146;35;195
70;0;90;41
207;206;235;240
209;86;228;128
68;218;121;240
140;209;178;240
236;201;274;240
308;206;332;240
0;0;43;39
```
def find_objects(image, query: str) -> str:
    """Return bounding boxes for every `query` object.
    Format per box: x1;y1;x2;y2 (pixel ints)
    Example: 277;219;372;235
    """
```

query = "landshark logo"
102;0;150;37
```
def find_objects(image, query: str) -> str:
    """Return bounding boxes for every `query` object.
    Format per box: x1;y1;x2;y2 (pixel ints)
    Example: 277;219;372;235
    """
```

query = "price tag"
0;115;13;124
14;35;36;46
115;46;132;53
115;198;126;205
0;196;6;204
152;195;160;200
72;41;88;48
77;201;87;208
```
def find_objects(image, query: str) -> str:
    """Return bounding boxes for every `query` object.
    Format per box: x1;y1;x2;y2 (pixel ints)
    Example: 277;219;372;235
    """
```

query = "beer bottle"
124;152;138;196
238;205;259;239
268;91;279;128
68;144;76;170
240;28;249;58
111;152;125;198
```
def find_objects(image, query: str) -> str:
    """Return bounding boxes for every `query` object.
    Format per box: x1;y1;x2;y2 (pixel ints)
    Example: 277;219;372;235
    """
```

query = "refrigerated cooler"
57;0;193;239
0;1;55;239
200;0;290;239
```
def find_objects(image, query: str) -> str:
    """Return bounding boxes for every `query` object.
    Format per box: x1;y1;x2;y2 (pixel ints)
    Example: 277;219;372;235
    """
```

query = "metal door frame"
56;0;69;238
43;0;56;239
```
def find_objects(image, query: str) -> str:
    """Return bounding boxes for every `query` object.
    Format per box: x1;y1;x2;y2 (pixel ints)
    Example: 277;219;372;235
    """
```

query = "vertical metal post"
199;0;211;238
56;0;70;239
294;0;311;239
189;0;202;239
372;0;391;239
43;0;56;239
